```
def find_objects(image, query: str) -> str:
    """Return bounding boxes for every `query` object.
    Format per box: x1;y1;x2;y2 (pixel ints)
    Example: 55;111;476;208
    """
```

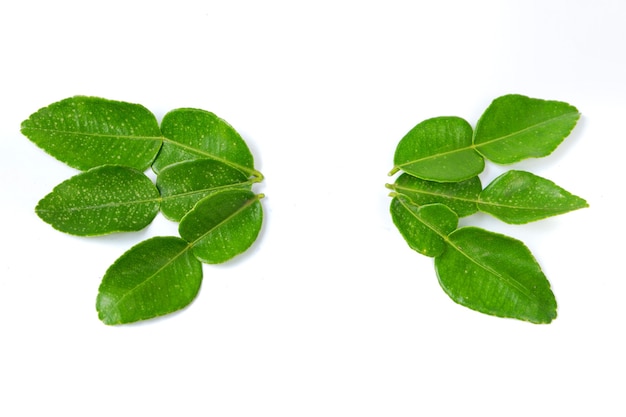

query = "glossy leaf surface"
179;190;264;264
390;196;458;257
392;116;484;182
36;165;160;236
474;94;580;164
435;227;557;324
96;236;203;325
478;170;589;224
389;173;481;217
21;96;163;171
153;108;256;176
157;159;252;221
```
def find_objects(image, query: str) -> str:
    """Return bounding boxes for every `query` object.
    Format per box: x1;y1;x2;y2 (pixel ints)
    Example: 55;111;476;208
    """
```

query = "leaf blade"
389;173;481;217
478;170;589;224
179;189;264;264
96;236;203;325
153;108;256;176
474;94;580;164
435;227;557;324
392;116;484;182
20;96;163;171
35;165;160;236
157;159;253;221
390;196;458;257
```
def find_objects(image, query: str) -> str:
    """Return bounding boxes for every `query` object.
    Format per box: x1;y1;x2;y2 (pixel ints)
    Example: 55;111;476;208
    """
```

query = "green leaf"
474;94;580;164
390;196;458;257
179;189;264;264
20;96;163;171
96;236;203;325
435;227;557;324
478;170;589;224
391;116;484;182
153;108;258;177
388;173;481;217
157;159;253;222
35;165;160;236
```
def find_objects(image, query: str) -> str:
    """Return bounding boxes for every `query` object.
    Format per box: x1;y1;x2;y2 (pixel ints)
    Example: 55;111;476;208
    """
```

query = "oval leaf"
392;116;484;182
153;108;256;176
179;190;264;264
474;94;580;164
390;196;458;257
96;236;203;325
435;227;557;324
478;170;589;224
157;159;253;222
35;165;160;236
20;96;163;171
389;173;481;217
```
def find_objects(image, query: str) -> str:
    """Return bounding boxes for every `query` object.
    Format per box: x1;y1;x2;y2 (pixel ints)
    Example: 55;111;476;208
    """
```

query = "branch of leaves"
387;94;588;324
21;96;265;325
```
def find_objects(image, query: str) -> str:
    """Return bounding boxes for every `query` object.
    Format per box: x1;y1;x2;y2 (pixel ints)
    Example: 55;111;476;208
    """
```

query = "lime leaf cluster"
388;94;588;324
21;96;265;325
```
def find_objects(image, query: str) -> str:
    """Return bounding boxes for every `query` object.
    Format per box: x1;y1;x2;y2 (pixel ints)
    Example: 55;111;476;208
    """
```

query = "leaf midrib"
392;186;581;213
21;126;164;142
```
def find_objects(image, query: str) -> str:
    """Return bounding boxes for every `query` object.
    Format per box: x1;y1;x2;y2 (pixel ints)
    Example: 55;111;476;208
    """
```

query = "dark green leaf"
153;108;257;177
474;94;580;164
35;165;160;236
20;96;163;171
96;236;203;325
435;227;557;324
157;159;253;222
179;189;264;264
389;173;481;217
390;196;458;257
391;116;484;182
478;170;589;224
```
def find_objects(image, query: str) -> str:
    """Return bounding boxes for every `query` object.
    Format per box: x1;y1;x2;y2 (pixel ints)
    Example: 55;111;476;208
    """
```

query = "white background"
1;1;624;415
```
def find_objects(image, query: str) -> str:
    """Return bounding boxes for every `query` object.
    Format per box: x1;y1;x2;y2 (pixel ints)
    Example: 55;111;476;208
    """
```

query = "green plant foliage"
474;94;580;164
387;173;481;217
391;116;484;182
20;96;163;171
153;108;259;178
390;197;458;257
157;159;254;222
35;165;160;236
96;236;203;325
388;94;587;323
478;170;589;224
22;97;265;325
435;227;557;324
179;190;264;264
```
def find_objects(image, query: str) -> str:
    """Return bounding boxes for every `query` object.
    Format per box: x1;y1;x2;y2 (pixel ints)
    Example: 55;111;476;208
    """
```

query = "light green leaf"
388;173;481;217
20;96;163;171
153;108;258;178
478;170;589;224
390;196;458;257
157;159;253;222
179;189;264;264
35;165;160;236
391;116;484;182
96;236;203;325
474;94;580;164
435;227;557;324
